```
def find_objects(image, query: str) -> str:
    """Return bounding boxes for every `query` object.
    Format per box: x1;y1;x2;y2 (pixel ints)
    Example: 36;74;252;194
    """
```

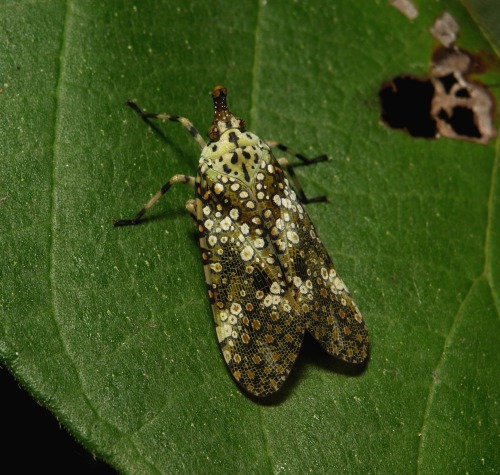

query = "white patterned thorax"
199;129;269;186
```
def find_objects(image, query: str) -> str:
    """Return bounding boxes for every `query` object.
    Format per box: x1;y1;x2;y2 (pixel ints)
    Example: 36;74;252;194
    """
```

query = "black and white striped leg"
267;140;328;203
126;100;206;150
266;140;328;165
276;157;328;204
113;174;196;226
185;199;198;224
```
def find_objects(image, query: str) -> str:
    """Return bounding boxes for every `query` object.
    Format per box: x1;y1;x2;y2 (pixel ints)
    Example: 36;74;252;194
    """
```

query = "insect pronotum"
115;86;369;397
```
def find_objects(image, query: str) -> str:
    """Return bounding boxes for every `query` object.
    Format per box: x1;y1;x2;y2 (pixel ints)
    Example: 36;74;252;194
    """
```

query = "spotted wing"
197;174;306;397
262;157;369;364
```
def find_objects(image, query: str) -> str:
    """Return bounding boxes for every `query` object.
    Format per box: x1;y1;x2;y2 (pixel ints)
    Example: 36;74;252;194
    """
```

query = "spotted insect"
114;86;369;397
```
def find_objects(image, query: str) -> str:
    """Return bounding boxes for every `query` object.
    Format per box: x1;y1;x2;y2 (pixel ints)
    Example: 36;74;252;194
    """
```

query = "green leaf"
1;0;499;473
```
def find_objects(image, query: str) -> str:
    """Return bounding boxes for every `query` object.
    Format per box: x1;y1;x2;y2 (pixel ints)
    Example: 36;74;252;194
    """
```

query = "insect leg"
185;199;198;223
276;156;329;204
266;140;328;203
113;174;195;226
266;140;328;165
126;100;206;150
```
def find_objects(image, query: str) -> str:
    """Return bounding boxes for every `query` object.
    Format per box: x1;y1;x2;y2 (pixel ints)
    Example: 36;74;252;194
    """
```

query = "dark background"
1;366;115;474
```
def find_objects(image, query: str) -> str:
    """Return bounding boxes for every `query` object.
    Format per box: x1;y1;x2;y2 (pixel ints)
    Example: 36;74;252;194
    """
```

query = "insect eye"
208;125;219;141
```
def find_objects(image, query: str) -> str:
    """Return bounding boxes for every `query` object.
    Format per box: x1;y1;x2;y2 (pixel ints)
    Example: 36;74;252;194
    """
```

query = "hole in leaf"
379;76;437;138
438;73;457;93
378;12;496;145
455;88;470;98
439;106;481;138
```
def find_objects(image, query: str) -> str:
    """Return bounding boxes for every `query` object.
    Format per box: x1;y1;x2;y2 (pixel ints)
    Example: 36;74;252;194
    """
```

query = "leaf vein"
48;0;129;465
415;276;483;473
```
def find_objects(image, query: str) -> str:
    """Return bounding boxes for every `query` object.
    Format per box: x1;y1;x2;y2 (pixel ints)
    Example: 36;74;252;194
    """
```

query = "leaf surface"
1;0;499;473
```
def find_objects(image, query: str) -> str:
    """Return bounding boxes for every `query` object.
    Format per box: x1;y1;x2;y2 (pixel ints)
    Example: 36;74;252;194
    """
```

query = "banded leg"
113;174;195;226
185;199;198;223
126;100;206;150
266;140;328;165
267;139;329;204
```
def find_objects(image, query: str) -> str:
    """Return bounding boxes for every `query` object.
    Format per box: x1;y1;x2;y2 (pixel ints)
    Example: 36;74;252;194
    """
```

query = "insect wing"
197;168;305;397
267;159;369;363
